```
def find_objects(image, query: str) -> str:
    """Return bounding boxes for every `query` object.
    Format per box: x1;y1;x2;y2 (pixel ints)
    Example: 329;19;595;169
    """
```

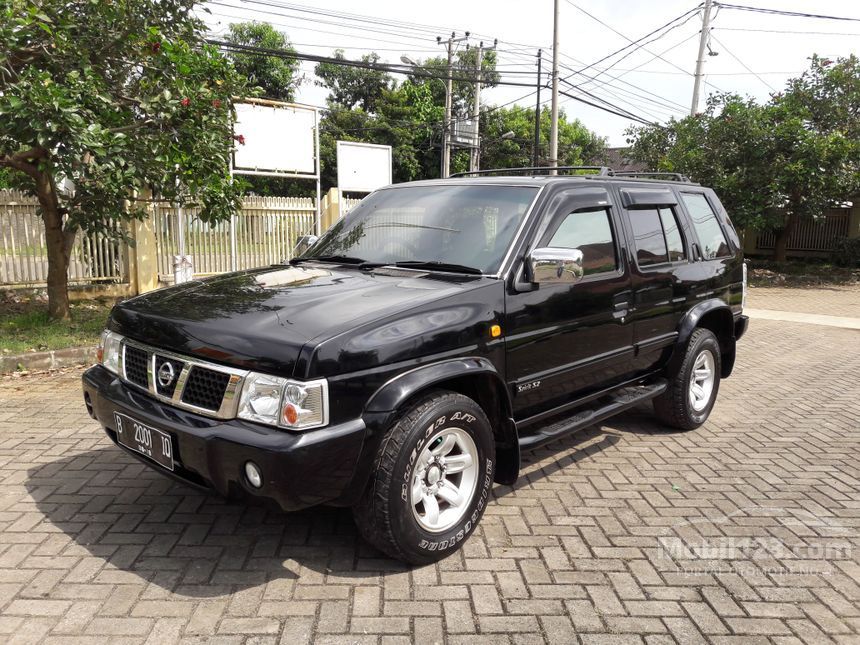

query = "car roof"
384;174;701;190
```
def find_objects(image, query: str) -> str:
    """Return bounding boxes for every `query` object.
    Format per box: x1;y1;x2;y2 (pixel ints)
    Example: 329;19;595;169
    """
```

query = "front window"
305;185;540;274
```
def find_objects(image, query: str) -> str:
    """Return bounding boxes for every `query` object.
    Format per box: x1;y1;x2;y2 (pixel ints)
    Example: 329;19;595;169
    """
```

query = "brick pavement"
1;297;859;643
748;284;860;318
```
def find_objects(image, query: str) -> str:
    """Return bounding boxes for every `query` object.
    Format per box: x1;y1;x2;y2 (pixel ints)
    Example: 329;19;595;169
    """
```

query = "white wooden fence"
153;196;317;280
0;190;125;286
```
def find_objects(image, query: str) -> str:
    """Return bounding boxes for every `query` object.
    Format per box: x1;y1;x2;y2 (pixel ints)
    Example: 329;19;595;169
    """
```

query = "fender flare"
669;299;736;377
366;356;509;414
343;358;520;503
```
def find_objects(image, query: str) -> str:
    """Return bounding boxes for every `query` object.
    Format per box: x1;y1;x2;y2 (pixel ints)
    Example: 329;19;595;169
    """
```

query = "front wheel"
352;391;495;564
653;328;722;430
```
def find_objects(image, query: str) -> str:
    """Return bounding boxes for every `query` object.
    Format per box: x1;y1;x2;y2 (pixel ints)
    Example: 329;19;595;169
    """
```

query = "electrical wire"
708;33;776;92
715;26;860;36
713;3;860;22
563;0;701;79
559;4;702;83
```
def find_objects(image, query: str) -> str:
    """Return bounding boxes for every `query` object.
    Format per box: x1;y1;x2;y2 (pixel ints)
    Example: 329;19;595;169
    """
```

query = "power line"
210;0;696;124
559;4;702;82
713;3;860;22
211;40;664;126
715;26;860;36
708;33;776;92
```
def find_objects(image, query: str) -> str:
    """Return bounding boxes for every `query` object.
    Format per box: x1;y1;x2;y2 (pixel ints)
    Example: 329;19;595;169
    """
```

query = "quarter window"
630;207;687;267
659;207;686;262
681;193;731;259
630;208;669;266
546;208;618;276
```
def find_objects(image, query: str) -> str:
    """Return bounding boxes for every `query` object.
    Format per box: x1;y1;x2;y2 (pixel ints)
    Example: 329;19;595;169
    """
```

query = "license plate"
113;412;174;471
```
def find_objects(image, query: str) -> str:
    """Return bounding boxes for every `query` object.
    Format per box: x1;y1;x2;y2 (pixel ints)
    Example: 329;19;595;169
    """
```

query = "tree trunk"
772;212;798;263
34;171;75;320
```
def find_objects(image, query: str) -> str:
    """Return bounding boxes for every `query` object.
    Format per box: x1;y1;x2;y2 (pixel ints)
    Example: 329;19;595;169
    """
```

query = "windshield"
303;184;540;274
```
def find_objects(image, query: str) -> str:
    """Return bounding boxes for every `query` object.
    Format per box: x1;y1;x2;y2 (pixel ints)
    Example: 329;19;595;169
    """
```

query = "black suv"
82;168;748;564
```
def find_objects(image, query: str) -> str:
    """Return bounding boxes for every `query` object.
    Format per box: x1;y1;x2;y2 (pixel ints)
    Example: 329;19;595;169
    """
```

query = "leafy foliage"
0;0;249;317
625;55;860;260
315;51;394;113
225;21;300;101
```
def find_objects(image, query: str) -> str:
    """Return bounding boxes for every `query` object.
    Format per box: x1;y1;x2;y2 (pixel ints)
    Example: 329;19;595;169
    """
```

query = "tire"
352;391;495;565
653;328;722;430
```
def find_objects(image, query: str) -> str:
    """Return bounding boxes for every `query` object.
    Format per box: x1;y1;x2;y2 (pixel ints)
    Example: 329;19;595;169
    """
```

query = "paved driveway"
1;289;859;644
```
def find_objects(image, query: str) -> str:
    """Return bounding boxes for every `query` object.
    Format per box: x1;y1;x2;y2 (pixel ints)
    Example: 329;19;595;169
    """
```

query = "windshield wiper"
392;261;483;275
291;254;367;265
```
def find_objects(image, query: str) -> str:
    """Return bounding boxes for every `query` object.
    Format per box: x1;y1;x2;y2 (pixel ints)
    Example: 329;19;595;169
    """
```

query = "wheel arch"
357;358;520;493
671;300;737;378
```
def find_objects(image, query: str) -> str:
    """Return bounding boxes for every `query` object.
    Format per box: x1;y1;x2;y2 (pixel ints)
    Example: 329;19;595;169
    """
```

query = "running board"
518;379;668;451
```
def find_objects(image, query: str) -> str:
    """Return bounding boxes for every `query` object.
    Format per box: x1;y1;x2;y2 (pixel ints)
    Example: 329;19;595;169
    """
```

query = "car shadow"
27;407;662;589
26;445;407;597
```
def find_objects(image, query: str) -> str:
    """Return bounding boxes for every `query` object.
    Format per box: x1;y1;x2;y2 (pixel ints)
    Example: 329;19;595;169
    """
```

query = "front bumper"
82;365;366;511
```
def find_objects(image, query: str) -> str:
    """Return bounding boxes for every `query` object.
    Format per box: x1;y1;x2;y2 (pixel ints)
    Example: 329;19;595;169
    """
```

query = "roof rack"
450;165;612;178
611;171;691;182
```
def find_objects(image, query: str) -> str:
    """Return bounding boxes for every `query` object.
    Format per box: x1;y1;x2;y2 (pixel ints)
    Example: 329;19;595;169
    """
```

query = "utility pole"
438;32;468;178
549;0;560;174
533;49;542;168
690;0;714;116
468;39;497;173
469;41;484;173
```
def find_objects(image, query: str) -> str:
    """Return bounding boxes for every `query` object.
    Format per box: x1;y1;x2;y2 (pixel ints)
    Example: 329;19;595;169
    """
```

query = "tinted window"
307;185;539;274
630;208;668;266
547;208;618;276
681;193;731;259
659;207;686;262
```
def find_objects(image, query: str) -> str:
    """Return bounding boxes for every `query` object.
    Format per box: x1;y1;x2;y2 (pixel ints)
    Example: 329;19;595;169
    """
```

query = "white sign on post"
233;101;318;177
336;141;392;193
336;141;392;221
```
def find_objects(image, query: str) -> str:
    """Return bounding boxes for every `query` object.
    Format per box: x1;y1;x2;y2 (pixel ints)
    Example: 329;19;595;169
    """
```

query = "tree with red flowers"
0;0;250;319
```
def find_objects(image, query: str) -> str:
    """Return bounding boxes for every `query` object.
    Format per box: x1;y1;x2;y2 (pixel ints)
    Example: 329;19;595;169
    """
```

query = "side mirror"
293;234;319;256
529;247;584;285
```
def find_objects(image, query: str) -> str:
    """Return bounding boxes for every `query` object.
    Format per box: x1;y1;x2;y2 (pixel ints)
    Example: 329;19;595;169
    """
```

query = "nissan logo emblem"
157;362;176;388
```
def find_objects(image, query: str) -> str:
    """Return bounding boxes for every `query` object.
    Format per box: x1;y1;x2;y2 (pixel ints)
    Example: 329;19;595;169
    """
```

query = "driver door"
503;186;635;420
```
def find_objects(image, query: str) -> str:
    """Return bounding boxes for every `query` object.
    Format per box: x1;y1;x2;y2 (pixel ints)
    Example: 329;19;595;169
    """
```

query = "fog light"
245;461;263;488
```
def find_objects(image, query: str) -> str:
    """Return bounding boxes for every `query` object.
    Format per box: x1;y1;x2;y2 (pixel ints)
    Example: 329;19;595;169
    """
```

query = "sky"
202;0;860;147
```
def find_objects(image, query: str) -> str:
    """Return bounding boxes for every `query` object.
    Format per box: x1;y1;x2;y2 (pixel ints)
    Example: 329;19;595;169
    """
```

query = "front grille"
124;345;149;388
154;355;184;397
117;340;245;419
181;367;231;411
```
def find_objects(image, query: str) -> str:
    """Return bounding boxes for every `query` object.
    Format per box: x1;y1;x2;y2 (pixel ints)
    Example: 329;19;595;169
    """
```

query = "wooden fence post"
320;187;340;233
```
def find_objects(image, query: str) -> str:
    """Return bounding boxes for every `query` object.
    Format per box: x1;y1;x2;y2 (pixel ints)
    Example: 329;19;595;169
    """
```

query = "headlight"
741;261;748;310
237;372;328;430
98;330;123;375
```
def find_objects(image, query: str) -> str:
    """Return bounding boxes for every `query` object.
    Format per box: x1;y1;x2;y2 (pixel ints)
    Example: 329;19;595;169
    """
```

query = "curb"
0;346;97;374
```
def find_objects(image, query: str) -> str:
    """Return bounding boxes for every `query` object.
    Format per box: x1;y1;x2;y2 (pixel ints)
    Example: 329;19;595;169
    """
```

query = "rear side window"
629;208;668;266
681;193;731;259
659;207;686;262
547;208;618;276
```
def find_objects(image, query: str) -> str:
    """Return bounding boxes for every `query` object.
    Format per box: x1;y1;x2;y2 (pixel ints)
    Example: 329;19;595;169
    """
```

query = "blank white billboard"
336;141;392;193
233;101;317;176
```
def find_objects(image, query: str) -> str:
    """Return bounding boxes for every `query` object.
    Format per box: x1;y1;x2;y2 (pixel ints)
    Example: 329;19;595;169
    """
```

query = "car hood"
109;264;492;376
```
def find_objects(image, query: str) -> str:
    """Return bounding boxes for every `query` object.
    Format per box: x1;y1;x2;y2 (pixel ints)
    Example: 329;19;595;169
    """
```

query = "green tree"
480;105;605;171
626;55;859;261
1;0;249;318
225;21;300;101
315;51;394;113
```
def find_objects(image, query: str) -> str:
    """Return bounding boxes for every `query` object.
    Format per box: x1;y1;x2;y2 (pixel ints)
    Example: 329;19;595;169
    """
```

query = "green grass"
0;297;114;355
